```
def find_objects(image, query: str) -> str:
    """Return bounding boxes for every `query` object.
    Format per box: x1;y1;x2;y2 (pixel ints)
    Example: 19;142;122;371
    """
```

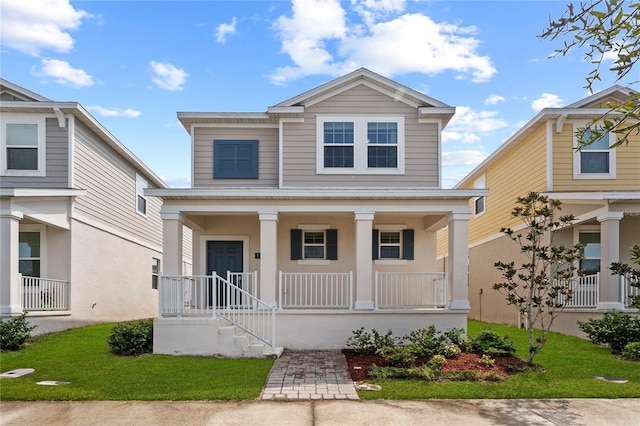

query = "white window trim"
1;113;47;177
297;224;331;265
19;224;47;278
135;174;148;217
374;224;407;265
572;122;616;180
316;115;405;175
473;175;486;217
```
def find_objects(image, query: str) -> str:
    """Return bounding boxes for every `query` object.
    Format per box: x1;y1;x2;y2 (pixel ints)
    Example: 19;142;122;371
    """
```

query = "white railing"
622;275;640;308
557;273;599;308
375;272;447;309
227;271;258;301
279;271;353;309
158;274;275;350
21;275;70;311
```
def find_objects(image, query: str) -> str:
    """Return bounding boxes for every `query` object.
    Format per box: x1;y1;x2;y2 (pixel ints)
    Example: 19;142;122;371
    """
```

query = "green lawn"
0;324;274;400
359;320;640;399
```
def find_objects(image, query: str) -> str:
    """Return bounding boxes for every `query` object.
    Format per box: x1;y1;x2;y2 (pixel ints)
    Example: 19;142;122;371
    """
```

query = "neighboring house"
148;68;486;357
0;79;192;334
441;86;640;337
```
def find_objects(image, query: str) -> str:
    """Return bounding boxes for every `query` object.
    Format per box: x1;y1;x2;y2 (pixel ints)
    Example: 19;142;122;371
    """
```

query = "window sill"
375;259;408;265
1;169;46;177
316;168;404;175
297;260;331;266
573;173;616;180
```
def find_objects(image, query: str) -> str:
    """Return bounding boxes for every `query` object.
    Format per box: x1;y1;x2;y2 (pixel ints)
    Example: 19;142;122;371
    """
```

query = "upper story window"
316;116;405;175
213;139;258;179
473;175;486;216
1;114;46;177
573;126;616;179
136;174;148;216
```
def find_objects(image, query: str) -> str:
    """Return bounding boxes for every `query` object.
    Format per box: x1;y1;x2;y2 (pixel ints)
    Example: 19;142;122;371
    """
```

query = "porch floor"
261;350;359;401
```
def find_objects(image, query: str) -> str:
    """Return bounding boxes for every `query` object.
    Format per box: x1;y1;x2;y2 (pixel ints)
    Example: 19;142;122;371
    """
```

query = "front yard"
0;320;639;400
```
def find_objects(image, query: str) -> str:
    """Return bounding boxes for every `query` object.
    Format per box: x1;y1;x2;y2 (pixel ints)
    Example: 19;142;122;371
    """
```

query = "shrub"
578;311;640;354
368;365;410;380
471;330;516;356
0;313;36;351
404;325;447;357
407;365;437;380
479;354;496;367
376;345;416;367
439;343;462;359
107;319;153;356
443;328;473;352
346;327;394;354
621;342;640;361
427;354;447;371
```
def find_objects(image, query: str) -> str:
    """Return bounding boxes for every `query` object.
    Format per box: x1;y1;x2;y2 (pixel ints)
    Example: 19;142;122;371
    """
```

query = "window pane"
581;152;609;173
368;122;397;144
19;260;41;277
475;197;485;214
304;246;325;259
19;232;40;258
380;232;400;244
304;232;324;244
6;124;38;146
581;130;610;150
367;146;397;168
580;232;601;258
324;122;354;144
324;146;354;168
7;147;38;170
137;195;147;214
580;259;601;274
380;246;400;259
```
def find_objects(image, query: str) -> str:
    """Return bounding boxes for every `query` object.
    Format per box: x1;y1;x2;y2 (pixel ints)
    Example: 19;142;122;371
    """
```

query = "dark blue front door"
207;241;243;307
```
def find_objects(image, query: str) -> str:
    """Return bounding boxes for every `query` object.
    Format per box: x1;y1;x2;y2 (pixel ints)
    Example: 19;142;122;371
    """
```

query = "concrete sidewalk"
2;399;639;426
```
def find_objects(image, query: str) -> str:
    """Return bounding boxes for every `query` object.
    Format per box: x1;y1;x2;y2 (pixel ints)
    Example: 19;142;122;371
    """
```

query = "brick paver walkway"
261;350;359;400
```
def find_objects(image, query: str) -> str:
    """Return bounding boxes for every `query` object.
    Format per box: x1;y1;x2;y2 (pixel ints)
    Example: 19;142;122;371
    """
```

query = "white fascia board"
267;106;304;114
543;191;640;201
0;188;87;198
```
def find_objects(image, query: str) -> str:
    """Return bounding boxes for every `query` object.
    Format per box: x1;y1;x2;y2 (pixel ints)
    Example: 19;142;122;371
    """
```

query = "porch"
558;273;639;309
20;275;70;311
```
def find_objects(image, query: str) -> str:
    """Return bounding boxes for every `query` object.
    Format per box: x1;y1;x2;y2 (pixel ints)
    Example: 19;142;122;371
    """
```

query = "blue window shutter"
290;229;302;260
213;140;258;178
402;229;414;260
372;229;379;260
326;229;338;260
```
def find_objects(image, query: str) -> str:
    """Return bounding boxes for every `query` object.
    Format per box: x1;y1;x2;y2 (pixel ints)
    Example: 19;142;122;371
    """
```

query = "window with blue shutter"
213;140;258;178
372;228;414;260
291;228;338;260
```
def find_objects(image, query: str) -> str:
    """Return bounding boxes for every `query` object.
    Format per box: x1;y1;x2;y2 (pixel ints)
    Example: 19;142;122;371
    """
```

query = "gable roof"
454;85;635;189
178;68;456;131
0;79;167;189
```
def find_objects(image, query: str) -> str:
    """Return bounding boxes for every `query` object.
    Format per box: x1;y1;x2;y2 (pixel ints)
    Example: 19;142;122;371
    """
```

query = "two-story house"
0;79;192;334
149;68;486;357
444;86;640;336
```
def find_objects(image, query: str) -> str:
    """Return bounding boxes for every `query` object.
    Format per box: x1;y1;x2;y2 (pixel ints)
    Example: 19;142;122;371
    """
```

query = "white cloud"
37;59;94;88
216;17;237;44
150;61;189;91
484;95;505;105
442;106;508;144
531;93;563;111
442;150;487;167
0;0;90;56
270;1;496;85
86;106;141;118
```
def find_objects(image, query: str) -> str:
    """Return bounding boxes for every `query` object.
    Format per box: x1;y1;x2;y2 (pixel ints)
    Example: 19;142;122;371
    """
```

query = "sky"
1;0;635;188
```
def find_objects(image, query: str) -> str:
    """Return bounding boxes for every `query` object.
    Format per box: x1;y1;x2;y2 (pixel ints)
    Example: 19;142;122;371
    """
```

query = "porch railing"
158;274;275;350
622;275;640;308
279;271;353;309
556;273;599;308
375;272;447;309
21;275;70;311
227;271;258;301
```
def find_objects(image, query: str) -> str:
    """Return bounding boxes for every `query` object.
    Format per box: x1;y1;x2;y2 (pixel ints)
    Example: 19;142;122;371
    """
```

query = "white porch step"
217;322;282;358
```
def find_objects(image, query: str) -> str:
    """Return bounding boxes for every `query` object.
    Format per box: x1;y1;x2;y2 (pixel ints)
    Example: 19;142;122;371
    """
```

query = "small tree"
493;192;584;364
610;244;640;310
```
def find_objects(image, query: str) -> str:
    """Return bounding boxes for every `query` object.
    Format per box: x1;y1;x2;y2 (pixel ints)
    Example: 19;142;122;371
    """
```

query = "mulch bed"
342;349;529;381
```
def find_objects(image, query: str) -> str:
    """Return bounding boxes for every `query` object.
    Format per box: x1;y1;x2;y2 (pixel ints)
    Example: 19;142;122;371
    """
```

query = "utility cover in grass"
0;368;34;378
594;375;628;384
37;381;70;386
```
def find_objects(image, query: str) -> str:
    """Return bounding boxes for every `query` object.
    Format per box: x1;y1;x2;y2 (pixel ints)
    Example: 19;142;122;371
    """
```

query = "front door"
207;241;243;307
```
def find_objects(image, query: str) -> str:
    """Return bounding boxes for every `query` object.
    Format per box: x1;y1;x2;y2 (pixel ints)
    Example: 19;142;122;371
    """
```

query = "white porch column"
259;212;278;308
0;206;24;316
447;213;471;310
354;212;374;310
161;213;184;276
597;211;624;310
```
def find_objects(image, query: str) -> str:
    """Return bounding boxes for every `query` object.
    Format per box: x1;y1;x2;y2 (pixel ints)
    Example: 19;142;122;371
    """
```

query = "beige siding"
73;121;163;247
466;124;548;245
553;124;640;191
193;127;278;188
2;118;69;188
282;85;440;187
